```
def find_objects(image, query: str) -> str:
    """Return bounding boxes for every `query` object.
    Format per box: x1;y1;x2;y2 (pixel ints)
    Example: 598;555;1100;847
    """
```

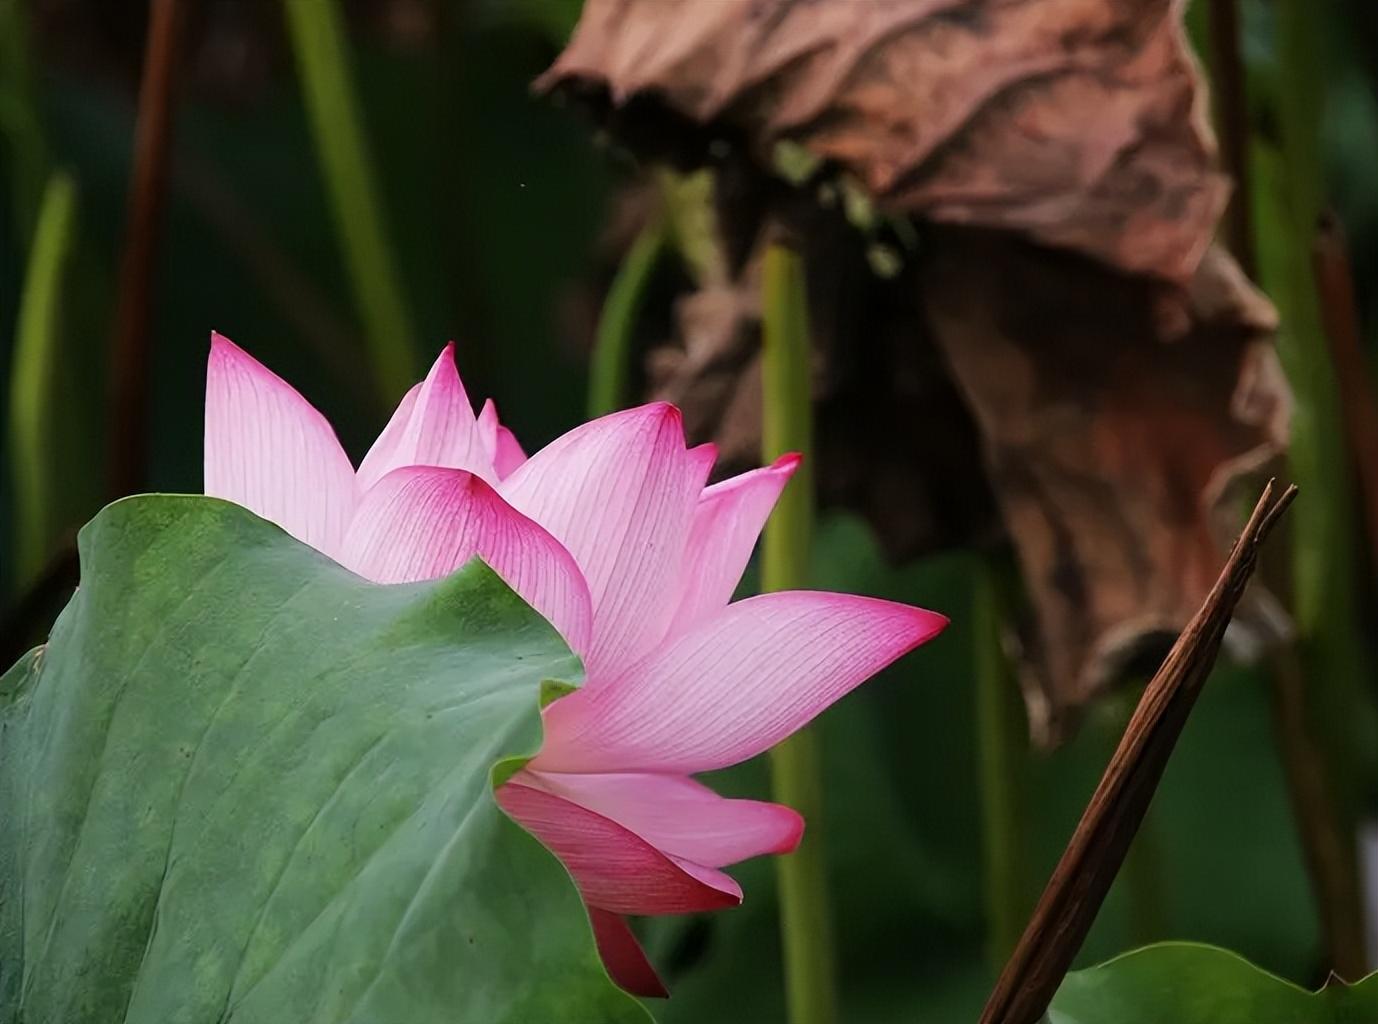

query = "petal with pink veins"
587;908;667;998
478;398;528;479
204;332;357;556
500;403;709;677
496;782;741;915
521;769;802;868
534;591;948;774
356;345;490;489
672;453;801;634
340;466;592;654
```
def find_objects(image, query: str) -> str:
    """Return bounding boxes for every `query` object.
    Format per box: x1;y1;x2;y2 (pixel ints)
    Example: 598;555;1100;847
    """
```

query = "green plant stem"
587;219;665;418
761;239;837;1024
973;560;1031;969
0;0;49;238
1264;0;1372;977
9;172;77;588
285;0;416;402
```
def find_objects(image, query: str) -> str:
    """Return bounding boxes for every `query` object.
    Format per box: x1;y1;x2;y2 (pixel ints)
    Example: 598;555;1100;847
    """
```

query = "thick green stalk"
1262;0;1371;974
285;0;415;401
9;172;77;587
0;0;48;237
587;220;665;418
973;560;1031;968
761;239;837;1024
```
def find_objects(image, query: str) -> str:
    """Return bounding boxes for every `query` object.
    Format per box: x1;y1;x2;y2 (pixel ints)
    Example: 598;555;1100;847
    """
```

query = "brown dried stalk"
979;480;1298;1024
107;0;187;499
1313;212;1378;564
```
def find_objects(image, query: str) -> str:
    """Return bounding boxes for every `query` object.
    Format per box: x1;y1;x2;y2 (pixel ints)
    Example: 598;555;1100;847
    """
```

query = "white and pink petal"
339;466;593;654
671;453;800;634
500;403;709;678
204;332;357;557
496;782;741;915
521;769;802;868
356;345;491;489
534;591;948;775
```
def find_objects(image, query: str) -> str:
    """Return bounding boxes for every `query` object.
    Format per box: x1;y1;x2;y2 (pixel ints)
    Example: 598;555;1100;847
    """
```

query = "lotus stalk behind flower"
203;333;946;995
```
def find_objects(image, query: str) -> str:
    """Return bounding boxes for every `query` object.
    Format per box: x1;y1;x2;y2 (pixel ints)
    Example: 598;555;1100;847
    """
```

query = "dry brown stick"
107;0;188;499
1271;646;1368;979
979;480;1297;1024
1313;212;1378;564
1208;0;1255;276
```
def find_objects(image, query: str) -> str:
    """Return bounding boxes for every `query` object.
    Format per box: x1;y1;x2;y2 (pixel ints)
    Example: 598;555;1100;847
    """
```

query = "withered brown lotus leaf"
540;0;1226;283
547;0;1292;737
921;229;1289;741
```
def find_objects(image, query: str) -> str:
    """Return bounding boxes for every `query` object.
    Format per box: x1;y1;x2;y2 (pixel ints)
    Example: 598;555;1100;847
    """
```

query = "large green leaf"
0;495;649;1024
1049;943;1378;1023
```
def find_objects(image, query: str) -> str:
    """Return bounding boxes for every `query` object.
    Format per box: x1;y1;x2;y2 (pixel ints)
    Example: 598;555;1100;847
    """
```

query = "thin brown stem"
1312;212;1378;564
979;482;1297;1024
1271;646;1368;980
1207;0;1255;276
107;0;187;499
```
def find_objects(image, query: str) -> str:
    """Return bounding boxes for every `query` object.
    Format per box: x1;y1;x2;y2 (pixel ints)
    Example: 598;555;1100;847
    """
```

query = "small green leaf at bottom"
1049;942;1378;1024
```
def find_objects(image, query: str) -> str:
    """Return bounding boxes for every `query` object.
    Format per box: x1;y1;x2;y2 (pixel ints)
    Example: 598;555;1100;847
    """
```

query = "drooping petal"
500;403;709;676
340;466;592;654
671;453;801;635
204;332;357;556
523;769;802;868
478;398;528;479
356;344;490;489
535;592;948;774
587;908;667;999
496;782;741;914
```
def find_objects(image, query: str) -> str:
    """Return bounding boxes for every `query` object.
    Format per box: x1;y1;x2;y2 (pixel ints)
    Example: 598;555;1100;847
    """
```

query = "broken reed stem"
107;0;186;499
762;238;838;1024
979;481;1297;1024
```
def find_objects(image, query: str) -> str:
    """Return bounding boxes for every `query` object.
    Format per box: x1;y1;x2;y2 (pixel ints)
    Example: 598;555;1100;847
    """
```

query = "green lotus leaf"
0;495;650;1024
1050;942;1378;1023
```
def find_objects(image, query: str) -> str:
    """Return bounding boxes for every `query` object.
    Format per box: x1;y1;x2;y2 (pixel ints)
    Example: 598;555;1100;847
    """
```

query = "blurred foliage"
2;1;1376;1020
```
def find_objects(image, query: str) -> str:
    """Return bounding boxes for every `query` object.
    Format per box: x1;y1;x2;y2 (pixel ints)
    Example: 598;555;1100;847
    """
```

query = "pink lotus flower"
204;332;947;995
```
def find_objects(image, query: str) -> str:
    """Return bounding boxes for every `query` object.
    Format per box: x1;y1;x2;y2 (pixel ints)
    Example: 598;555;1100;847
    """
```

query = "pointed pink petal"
204;332;357;556
672;453;801;634
499;403;709;676
356;345;490;489
587;908;667;998
535;592;948;774
496;782;741;915
523;770;802;868
478;398;528;479
355;380;421;482
340;467;592;653
687;441;718;479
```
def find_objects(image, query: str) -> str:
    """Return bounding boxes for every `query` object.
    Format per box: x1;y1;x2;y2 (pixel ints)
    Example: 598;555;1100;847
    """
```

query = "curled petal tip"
771;451;804;474
775;808;806;855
